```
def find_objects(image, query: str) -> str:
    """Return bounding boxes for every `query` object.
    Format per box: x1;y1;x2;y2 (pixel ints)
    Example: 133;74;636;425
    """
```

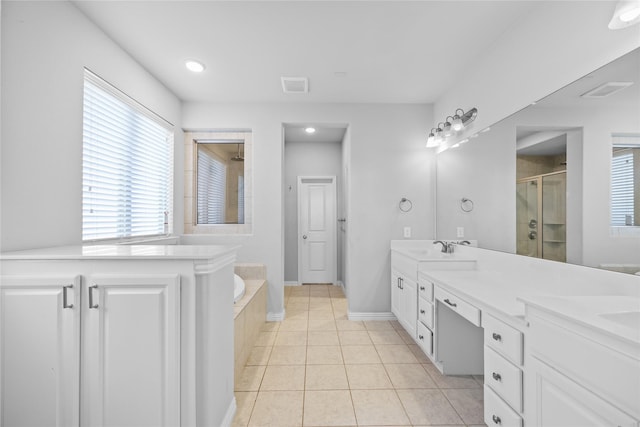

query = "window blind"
611;149;634;226
82;70;174;241
197;149;226;224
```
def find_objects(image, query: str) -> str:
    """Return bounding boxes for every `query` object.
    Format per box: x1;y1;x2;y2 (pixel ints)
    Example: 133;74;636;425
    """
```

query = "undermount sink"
598;311;640;330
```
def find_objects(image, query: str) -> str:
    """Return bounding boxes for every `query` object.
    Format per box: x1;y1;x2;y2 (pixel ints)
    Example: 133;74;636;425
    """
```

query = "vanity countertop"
415;246;640;339
0;244;239;261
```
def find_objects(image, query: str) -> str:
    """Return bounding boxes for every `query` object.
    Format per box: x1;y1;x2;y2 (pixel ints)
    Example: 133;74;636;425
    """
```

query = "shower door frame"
517;170;567;261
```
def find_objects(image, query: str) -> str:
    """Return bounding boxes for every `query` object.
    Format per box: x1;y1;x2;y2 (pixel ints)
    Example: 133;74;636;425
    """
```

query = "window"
611;134;640;228
184;130;252;234
197;148;227;224
82;70;174;241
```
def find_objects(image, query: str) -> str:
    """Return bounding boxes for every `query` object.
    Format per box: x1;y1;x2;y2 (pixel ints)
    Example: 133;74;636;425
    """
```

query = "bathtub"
234;274;246;303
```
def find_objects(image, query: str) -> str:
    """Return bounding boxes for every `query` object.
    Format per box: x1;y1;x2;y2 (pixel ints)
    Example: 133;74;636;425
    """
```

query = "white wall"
284;140;343;283
437;103;640;268
435;1;640;140
1;1;183;252
182;103;435;316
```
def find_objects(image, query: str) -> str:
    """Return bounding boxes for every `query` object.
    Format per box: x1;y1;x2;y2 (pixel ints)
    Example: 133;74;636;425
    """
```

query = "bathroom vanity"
390;240;640;427
0;244;238;427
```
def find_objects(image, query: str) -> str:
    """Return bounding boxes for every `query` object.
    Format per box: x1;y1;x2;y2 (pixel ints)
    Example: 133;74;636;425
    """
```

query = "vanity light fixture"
609;0;640;29
305;127;316;134
426;107;478;148
185;59;205;73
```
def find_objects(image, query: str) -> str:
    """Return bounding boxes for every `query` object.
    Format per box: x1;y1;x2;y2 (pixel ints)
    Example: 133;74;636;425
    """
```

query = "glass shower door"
516;179;540;257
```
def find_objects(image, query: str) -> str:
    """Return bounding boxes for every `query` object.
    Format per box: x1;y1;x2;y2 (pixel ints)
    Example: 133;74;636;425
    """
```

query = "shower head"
231;143;244;161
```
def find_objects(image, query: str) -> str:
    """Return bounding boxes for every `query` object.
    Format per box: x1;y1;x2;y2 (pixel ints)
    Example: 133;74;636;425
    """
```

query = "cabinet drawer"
434;287;481;327
484;385;523;427
484;346;523;412
416;322;433;356
417;275;434;301
484;314;523;365
418;298;434;330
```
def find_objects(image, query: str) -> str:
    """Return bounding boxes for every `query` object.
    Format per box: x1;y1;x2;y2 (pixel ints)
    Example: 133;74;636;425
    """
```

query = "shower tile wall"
516;154;566;180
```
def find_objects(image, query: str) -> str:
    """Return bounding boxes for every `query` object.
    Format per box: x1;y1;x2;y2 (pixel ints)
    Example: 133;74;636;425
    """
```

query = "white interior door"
298;177;337;284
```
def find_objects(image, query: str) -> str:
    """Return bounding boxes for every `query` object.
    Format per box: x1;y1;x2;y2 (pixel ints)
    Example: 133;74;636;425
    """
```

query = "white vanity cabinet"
0;274;180;427
523;301;640;427
416;272;435;356
391;251;418;338
0;276;81;426
483;314;524;427
0;244;237;427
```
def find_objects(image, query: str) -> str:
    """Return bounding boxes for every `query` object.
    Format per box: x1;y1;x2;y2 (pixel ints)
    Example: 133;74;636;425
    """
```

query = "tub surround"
233;264;267;389
390;240;640;426
0;244;238;427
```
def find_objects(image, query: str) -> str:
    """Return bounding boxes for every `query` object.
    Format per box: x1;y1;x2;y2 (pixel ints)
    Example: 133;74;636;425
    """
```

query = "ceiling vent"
281;77;309;94
580;81;633;98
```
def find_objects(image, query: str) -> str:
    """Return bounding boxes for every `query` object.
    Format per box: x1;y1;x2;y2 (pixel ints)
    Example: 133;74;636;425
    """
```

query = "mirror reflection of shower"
516;130;567;262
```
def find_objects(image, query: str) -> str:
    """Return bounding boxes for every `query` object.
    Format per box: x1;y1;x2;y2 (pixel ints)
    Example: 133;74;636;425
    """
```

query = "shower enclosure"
516;171;566;262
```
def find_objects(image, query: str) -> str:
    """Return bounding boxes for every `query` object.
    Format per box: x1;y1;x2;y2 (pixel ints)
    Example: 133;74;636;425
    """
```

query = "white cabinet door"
391;272;402;320
0;276;80;427
527;356;637;427
81;274;180;427
400;277;417;338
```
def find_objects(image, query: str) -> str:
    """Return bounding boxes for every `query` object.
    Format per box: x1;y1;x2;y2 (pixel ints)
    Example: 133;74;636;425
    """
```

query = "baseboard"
284;281;300;286
267;310;285;321
335;281;344;289
347;311;397;321
221;396;237;427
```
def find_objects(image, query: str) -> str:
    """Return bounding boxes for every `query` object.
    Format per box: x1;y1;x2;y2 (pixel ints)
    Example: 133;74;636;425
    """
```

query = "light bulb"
443;121;453;137
451;115;463;132
185;60;205;73
620;6;640;21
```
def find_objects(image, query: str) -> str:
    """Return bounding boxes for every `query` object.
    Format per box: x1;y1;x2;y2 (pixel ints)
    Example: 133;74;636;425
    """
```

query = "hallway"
233;284;485;426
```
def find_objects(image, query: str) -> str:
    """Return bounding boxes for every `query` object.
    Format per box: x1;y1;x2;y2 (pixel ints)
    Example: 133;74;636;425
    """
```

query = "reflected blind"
611;149;634;226
197;149;226;224
82;70;174;241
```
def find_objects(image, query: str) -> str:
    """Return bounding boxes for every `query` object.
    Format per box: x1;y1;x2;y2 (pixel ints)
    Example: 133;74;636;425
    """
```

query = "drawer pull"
444;298;457;308
492;372;502;381
420;286;425;291
62;285;73;309
420;309;425;314
418;335;424;340
89;284;99;309
492;332;502;342
492;415;501;424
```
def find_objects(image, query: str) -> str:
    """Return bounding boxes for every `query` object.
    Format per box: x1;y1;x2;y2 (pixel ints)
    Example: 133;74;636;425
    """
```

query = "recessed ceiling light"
305;127;316;134
185;60;205;73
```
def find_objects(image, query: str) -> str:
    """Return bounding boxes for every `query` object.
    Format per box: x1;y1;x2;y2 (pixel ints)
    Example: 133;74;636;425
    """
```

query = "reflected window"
611;135;640;227
184;131;252;234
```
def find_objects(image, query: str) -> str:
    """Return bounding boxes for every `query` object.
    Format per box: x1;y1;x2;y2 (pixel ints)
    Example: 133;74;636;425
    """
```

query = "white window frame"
82;69;174;242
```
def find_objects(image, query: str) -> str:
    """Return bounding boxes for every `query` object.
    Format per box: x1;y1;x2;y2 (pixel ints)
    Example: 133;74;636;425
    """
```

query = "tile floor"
232;284;486;427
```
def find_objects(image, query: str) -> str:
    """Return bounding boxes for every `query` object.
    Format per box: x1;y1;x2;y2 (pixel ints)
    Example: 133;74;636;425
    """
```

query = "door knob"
302;235;308;239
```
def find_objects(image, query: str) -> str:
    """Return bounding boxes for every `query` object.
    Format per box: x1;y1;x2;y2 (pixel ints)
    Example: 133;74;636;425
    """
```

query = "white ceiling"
73;1;539;104
284;125;347;144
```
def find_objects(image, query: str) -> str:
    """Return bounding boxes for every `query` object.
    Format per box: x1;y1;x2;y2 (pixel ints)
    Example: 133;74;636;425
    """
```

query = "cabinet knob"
418;335;424;340
492;333;502;342
492;372;502;381
419;286;425;291
492;415;501;424
420;309;425;314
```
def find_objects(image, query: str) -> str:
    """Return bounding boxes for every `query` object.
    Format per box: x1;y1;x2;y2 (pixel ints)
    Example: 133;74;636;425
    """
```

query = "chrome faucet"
458;240;471;245
434;240;454;253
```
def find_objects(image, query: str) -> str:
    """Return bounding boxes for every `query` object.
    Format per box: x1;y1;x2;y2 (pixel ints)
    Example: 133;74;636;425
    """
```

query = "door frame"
297;176;337;285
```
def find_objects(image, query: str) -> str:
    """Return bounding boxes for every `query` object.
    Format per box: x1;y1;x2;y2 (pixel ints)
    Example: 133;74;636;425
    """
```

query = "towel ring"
399;198;413;213
461;198;474;212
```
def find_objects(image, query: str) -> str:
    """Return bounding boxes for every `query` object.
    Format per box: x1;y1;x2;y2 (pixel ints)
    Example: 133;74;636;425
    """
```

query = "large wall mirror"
184;130;253;234
436;47;640;273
